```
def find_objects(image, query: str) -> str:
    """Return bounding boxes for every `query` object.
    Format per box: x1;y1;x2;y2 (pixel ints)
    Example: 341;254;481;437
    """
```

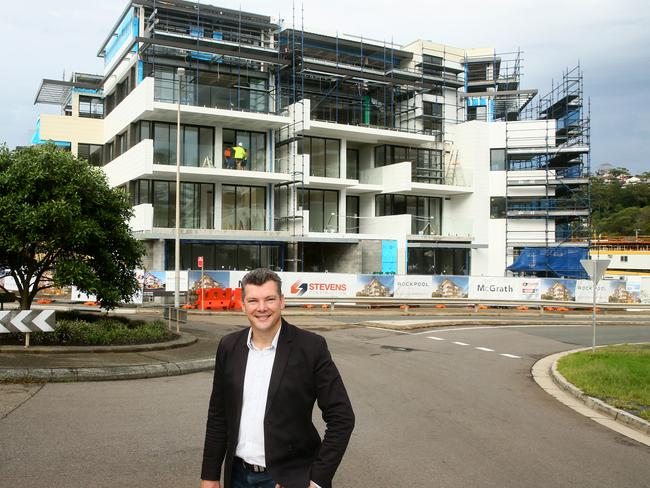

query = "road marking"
452;341;469;346
500;353;522;359
413;324;590;334
427;336;445;341
475;347;494;352
364;326;417;335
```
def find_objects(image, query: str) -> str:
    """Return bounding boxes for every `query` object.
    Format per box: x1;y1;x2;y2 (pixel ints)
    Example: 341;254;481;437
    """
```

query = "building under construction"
33;0;591;277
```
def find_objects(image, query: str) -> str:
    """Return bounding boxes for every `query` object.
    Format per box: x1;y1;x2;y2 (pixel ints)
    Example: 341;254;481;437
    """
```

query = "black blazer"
201;319;354;488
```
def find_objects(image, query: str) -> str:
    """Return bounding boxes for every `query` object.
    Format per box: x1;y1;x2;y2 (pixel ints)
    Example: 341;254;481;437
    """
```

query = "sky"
1;0;648;174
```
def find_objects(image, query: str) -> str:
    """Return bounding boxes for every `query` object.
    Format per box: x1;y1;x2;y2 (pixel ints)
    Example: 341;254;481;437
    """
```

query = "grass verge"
557;344;650;422
0;311;174;346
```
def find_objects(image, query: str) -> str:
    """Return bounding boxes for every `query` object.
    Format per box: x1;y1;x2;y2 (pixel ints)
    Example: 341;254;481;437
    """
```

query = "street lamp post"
174;67;185;310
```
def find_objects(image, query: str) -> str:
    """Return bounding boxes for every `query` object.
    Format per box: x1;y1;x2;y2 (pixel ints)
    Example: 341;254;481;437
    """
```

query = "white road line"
452;341;469;346
413;324;590;334
427;336;445;341
364;326;417;335
500;353;522;359
475;347;494;352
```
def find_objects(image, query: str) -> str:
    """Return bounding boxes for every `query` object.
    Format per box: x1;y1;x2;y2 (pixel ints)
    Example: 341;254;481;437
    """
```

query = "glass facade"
130;179;214;228
407;248;469;275
222;129;266;171
490;149;506;171
77;143;102;166
150;65;271;113
142;121;214;167
376;194;442;234
78;96;104;119
299;189;339;232
298;137;340;178
222;185;266;231
165;242;281;271
346;148;359;180
346;195;359;234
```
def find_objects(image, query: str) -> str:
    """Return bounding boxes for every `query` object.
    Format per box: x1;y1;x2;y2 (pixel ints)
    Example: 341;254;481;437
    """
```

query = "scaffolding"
504;64;591;277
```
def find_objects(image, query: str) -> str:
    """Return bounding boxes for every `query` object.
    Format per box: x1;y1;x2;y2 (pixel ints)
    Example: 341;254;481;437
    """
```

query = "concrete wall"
39;114;103;151
360;240;383;274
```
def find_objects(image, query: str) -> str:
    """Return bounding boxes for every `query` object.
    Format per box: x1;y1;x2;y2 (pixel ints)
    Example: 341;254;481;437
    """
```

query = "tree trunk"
20;291;32;310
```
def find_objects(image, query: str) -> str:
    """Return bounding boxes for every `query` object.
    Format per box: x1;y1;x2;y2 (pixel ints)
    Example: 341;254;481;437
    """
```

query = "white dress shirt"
235;326;281;466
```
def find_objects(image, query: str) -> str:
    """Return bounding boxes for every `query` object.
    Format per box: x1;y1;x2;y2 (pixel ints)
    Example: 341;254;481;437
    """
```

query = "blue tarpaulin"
507;247;588;279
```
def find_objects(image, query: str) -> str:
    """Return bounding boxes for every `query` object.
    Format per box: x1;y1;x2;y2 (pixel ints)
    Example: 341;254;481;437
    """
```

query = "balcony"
104;139;289;187
360;162;472;196
103;77;290;140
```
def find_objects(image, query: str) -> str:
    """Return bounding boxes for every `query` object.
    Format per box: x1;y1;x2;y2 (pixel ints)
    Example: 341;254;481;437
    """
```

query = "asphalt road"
1;322;649;488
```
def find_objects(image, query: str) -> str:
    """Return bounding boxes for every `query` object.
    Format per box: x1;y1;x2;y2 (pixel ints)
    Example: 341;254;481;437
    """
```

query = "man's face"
242;280;285;334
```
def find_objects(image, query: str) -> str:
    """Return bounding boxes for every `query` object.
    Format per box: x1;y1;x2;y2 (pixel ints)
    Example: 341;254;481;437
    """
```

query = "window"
222;185;266;231
132;179;213;228
490;197;506;218
222;129;266;171
77;143;103;166
299;189;339;232
621;256;628;262
299;137;340;178
375;194;441;234
151;122;214;166
165;242;281;271
346;195;359;234
346;148;359;180
78;96;104;119
490;149;506;171
115;131;127;157
423;102;443;117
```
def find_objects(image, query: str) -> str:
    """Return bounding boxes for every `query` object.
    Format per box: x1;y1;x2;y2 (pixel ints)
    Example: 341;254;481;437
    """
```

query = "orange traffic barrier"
478;305;489;310
556;307;570;312
544;306;556;311
36;299;53;304
435;304;447;309
84;301;99;306
302;304;315;309
516;306;528;311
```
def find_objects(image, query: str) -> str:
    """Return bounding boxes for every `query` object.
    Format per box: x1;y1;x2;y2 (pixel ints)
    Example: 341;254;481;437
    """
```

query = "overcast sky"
2;0;648;173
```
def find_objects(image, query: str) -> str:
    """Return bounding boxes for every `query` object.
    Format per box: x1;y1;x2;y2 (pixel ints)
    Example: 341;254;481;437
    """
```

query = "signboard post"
580;259;610;353
198;256;204;312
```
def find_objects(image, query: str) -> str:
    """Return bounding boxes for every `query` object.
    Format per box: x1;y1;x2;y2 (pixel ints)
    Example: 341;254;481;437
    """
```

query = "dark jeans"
231;460;276;488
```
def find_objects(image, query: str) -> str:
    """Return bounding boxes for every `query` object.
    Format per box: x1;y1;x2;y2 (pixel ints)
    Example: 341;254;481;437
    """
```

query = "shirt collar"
246;324;281;351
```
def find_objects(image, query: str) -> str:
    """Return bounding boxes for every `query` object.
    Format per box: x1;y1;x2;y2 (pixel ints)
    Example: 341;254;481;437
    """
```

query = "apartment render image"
33;0;591;278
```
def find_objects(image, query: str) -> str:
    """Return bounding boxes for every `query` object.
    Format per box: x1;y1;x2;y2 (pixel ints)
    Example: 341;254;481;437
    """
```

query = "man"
224;146;234;169
201;268;354;488
233;142;247;170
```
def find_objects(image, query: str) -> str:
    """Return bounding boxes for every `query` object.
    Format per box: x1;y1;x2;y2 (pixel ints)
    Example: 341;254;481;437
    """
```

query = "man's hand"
200;480;221;488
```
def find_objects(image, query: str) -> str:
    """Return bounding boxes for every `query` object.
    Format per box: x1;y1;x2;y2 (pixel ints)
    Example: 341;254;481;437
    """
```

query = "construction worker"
233;142;247;170
223;145;234;169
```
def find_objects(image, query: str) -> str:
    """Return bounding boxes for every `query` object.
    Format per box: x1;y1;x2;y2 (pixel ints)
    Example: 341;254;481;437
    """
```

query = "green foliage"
0;316;172;346
558;344;650;420
590;176;650;236
0;143;145;309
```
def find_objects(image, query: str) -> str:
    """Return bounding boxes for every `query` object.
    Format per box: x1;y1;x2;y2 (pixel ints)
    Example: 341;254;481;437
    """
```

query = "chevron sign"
0;310;56;334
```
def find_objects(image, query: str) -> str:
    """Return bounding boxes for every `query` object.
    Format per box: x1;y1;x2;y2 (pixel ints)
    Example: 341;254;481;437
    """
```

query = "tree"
0;144;145;310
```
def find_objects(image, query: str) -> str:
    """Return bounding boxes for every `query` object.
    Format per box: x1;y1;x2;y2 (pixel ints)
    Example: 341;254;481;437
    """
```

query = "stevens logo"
290;280;347;296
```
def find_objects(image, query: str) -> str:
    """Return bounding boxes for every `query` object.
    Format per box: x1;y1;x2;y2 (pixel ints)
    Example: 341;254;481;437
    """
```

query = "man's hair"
240;268;282;298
